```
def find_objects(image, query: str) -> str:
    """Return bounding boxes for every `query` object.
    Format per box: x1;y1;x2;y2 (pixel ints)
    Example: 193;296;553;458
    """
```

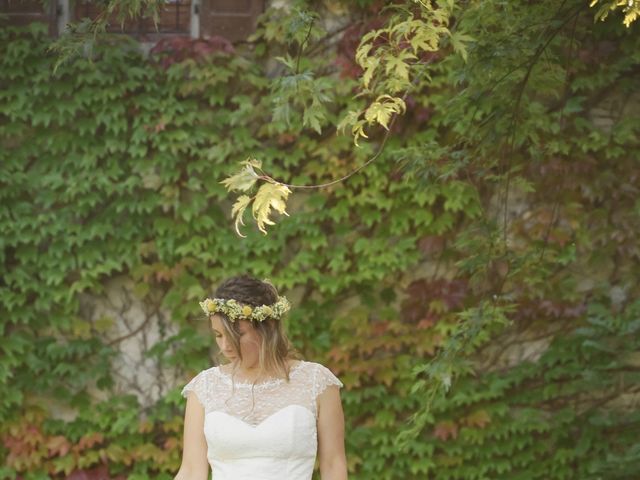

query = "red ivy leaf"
66;464;109;480
433;420;458;441
76;433;104;451
417;315;435;329
47;435;71;457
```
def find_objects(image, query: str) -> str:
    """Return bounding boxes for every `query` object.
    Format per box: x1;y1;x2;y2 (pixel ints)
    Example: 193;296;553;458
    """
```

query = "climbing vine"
1;0;639;479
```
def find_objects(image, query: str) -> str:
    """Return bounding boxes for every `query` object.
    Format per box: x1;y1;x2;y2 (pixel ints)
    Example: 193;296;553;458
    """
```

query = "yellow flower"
263;306;273;316
205;299;216;313
242;306;253;316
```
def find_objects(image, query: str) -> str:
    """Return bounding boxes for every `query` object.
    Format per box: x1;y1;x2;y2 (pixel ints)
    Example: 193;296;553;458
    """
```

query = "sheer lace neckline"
215;360;305;388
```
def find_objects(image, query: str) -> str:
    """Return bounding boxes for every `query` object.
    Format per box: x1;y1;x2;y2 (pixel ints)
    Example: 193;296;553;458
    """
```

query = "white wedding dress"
181;360;343;480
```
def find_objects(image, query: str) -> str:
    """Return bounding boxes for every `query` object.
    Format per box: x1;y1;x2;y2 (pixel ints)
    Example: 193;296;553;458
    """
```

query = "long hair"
213;274;299;382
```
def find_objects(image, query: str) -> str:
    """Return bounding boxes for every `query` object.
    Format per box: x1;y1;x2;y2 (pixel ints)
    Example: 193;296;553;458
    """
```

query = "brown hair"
212;274;299;382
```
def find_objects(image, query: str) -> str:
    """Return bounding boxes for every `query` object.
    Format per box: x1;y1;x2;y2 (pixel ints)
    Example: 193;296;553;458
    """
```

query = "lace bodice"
181;360;343;480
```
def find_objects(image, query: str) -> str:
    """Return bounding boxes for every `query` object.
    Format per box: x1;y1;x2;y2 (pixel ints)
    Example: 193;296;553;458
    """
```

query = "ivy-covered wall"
1;0;640;478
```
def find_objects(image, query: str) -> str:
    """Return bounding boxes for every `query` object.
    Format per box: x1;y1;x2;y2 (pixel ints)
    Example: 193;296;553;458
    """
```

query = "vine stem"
296;18;315;74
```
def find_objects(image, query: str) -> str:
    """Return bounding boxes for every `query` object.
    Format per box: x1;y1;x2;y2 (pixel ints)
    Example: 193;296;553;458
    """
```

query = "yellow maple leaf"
220;158;261;192
364;95;406;130
231;194;252;237
252;182;291;234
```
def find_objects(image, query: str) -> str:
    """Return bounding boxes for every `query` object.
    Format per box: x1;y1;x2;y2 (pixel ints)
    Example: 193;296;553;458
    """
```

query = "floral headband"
199;296;291;322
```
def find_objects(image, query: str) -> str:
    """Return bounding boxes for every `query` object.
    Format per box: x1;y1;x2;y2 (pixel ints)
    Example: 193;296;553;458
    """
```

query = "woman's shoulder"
297;359;338;370
293;360;343;391
181;365;227;397
196;364;221;376
184;365;222;385
295;359;332;371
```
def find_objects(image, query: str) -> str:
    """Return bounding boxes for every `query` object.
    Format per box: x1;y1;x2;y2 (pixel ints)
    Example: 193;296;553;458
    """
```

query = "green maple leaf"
449;32;474;63
303;104;324;134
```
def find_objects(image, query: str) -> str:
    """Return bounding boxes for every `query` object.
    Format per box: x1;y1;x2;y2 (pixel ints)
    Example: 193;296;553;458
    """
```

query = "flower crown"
199;296;291;322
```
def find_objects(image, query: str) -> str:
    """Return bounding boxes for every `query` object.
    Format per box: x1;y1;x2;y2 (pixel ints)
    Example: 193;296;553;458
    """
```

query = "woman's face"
211;314;261;369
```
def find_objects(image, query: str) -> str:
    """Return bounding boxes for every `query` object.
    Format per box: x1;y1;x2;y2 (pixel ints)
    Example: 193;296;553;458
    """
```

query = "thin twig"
296;20;315;74
501;2;584;244
539;11;580;262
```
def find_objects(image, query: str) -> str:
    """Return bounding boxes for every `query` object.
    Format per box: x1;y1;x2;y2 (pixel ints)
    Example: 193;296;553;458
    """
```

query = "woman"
175;275;348;480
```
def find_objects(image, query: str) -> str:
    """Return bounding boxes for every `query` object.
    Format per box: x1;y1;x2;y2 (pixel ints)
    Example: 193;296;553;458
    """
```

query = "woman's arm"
174;392;210;480
317;385;348;480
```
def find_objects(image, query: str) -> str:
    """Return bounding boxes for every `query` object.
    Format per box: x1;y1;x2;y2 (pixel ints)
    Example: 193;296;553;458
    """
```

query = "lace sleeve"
312;363;343;399
181;369;207;407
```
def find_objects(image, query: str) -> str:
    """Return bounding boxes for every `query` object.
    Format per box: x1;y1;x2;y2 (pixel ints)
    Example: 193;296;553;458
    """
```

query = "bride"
174;275;348;480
